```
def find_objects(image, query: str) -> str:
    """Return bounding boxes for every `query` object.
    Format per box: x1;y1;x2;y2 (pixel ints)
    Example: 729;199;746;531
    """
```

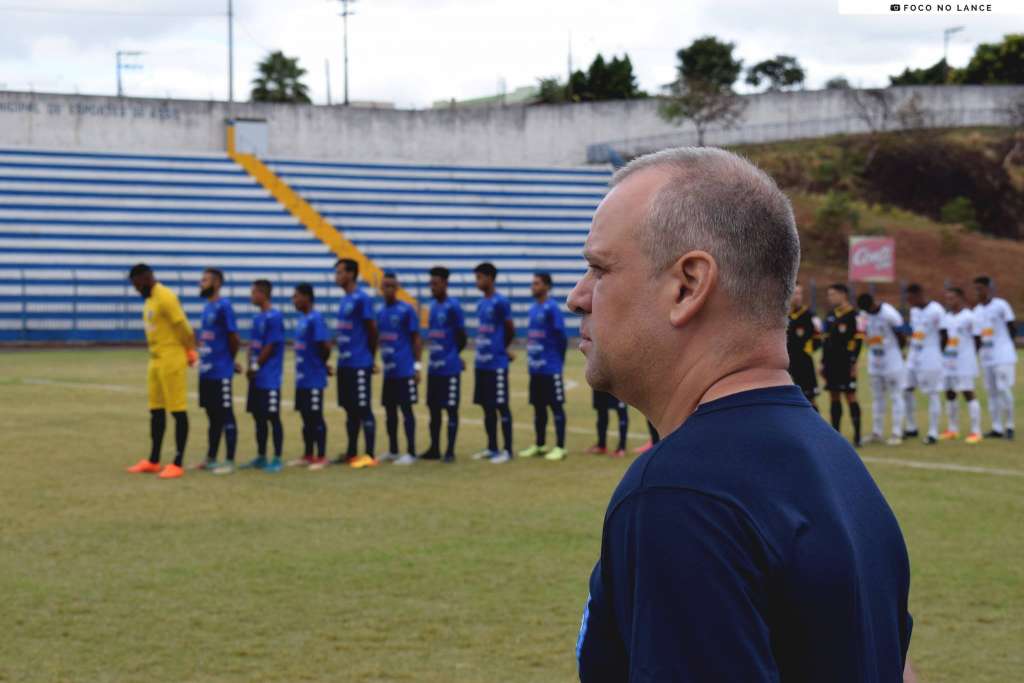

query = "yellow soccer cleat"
965;433;983;445
544;447;567;461
518;445;548;458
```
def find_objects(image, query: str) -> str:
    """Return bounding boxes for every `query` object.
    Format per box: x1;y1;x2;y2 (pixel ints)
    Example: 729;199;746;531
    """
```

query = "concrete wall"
1;86;1022;166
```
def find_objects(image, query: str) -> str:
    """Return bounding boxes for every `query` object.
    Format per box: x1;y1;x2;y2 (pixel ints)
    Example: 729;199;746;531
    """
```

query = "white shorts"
944;375;976;393
986;364;1017;392
905;368;943;394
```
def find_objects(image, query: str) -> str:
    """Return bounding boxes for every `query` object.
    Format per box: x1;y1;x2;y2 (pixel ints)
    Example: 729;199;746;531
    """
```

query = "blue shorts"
473;368;508;407
199;377;233;411
337;366;372;410
427;374;461;408
295;387;324;414
529;373;565;406
382;376;418;406
246;384;281;415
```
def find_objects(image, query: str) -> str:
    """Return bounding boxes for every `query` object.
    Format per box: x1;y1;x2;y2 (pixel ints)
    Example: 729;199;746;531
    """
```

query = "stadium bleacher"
0;148;610;342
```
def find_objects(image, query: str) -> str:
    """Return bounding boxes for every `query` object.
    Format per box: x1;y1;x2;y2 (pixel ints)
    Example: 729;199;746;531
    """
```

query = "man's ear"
667;250;717;329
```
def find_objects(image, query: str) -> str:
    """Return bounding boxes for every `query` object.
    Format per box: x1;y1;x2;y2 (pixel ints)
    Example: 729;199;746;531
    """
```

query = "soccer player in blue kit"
377;273;422;466
519;272;569;461
195;268;242;475
570;148;913;682
242;279;285;472
470;262;516;464
422;266;467;463
332;258;379;469
291;283;331;467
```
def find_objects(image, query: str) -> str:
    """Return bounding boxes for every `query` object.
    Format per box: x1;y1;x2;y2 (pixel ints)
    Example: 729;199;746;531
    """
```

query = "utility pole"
567;31;573;100
326;59;332;105
228;0;235;109
338;0;357;106
943;26;964;83
116;50;143;98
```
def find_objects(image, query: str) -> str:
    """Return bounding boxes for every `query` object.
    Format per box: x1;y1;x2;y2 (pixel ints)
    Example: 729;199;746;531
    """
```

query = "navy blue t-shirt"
577;385;912;683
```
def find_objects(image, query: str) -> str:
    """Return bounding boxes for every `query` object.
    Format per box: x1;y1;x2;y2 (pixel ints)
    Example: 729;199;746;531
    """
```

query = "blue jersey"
526;299;566;375
427;296;466;376
378;301;419;378
474;293;512;370
336;287;374;368
198;298;238;380
294;310;330;390
577;386;912;683
249;307;285;390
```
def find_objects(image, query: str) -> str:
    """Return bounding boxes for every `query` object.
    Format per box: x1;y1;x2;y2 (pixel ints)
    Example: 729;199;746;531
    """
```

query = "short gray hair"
611;147;799;328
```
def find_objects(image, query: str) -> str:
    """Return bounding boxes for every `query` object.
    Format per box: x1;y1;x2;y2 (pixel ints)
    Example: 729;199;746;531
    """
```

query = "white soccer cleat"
489;450;511;464
379;452;400;463
471;449;494;461
393;454;417;466
885;437;903;446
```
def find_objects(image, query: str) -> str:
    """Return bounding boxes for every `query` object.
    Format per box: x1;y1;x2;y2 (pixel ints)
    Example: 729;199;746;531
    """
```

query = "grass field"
1;347;1021;683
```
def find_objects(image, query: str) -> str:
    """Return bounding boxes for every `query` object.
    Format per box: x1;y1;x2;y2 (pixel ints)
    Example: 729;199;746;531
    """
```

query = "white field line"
20;378;1023;473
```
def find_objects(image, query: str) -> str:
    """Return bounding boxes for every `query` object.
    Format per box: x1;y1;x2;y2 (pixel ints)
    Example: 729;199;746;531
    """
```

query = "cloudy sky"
0;0;1016;108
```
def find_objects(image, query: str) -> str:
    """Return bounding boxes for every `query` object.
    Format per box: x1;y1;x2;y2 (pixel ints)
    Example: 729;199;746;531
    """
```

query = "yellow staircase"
226;125;419;309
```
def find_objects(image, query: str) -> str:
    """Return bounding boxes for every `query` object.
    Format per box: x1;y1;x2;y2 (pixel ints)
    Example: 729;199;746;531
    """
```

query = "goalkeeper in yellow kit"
126;263;198;479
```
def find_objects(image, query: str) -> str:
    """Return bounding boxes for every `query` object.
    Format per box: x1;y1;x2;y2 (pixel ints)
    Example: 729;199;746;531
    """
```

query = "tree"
825;76;851;90
889;58;951;86
960;34;1024;84
745;55;805;91
536;53;645;104
251;50;311;104
658;36;747;146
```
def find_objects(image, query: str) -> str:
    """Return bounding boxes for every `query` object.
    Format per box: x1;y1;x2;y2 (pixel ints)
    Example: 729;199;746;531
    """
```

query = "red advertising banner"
848;236;895;283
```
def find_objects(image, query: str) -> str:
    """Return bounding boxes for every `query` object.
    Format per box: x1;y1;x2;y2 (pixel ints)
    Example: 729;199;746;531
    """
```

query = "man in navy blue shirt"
377;273;422;466
519;272;568;461
242;279;285;473
291;283;331;467
196;268;241;475
422;266;467;463
568;147;913;682
331;258;378;470
471;262;516;464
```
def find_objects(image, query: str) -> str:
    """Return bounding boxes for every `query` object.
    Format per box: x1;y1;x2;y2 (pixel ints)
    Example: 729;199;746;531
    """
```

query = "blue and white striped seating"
0;148;609;342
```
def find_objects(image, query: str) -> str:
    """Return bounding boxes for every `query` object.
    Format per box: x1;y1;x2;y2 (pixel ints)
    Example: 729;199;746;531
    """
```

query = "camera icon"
890;3;900;9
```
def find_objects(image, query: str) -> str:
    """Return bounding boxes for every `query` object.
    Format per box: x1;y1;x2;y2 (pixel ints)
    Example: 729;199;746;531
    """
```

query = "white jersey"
942;308;979;378
973;298;1016;367
863;302;905;376
907;301;945;373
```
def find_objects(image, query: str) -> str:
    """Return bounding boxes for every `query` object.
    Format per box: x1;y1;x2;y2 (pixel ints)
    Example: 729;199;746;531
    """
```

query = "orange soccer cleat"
938;431;959;441
585;445;608;455
127;459;162;474
965;433;983;445
158;464;185;479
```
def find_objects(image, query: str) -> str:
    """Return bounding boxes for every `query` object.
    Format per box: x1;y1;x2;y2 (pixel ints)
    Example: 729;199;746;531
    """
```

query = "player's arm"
455;305;468;352
551;307;568;359
940;329;949;351
1008;320;1017;339
163;292;196;351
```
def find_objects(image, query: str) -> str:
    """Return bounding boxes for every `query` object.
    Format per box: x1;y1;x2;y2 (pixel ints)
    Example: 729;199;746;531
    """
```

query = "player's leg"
441;374;460;463
544;374;567;460
829;389;843;431
360;404;377;461
212;379;238;474
129;359;170;473
427;404;443;456
301;409;315;458
615;403;629;456
996;364;1015;439
254;413;269;459
942;387;960;439
149;409;166;463
888;376;905;444
496;404;513;460
594;407;609;451
903;372;918;436
982;366;1003;437
844;389;862;447
385;402;400;458
268;411;284;463
494;368;513;460
473;369;498;459
965;389;983;442
156;363;190;478
392;400;416;465
521;375;546;458
868;374;885;442
344;409;360;459
483;406;498;453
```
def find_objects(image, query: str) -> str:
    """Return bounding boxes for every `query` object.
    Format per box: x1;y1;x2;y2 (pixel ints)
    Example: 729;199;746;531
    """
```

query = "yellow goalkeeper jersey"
143;282;194;360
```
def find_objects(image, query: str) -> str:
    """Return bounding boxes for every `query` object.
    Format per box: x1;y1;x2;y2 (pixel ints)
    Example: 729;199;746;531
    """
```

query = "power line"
0;5;223;17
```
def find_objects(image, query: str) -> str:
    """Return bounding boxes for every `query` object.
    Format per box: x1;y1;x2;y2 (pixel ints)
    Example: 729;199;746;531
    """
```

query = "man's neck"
208;292;221;303
259;301;272;312
435;292;448;303
535;294;548;304
384;298;397;307
640;337;791;439
343;281;357;295
481;287;495;298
